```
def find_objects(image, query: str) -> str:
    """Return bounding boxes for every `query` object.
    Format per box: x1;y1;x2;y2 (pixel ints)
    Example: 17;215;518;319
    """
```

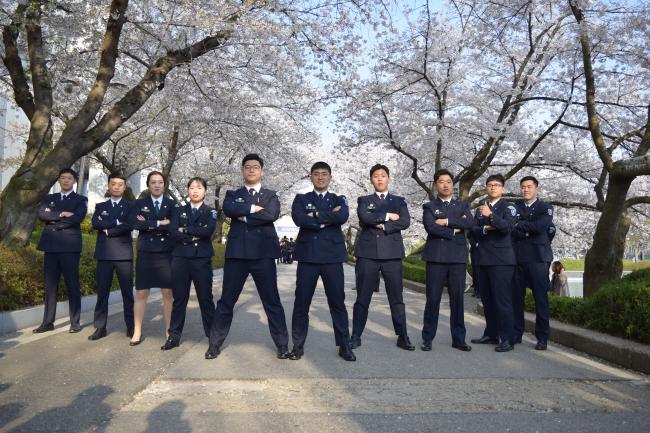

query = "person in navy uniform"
470;174;518;352
128;171;175;346
350;164;414;351
289;161;356;362
88;172;135;341
512;175;554;350
33;168;88;334
206;154;290;360
420;169;474;352
161;177;217;350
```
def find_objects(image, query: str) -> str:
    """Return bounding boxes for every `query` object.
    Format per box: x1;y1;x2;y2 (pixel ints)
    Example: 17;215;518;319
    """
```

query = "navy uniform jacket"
92;199;134;261
292;191;349;263
169;203;217;258
471;199;517;266
422;198;474;264
223;187;281;259
37;191;88;253
355;193;410;260
511;199;554;263
129;196;176;253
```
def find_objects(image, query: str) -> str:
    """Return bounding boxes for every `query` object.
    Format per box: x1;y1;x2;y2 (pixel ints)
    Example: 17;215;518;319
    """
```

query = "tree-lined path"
1;264;648;433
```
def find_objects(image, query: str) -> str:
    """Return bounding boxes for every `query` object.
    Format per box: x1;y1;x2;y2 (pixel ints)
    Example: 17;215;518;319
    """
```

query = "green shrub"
403;261;425;284
212;241;226;270
525;268;650;344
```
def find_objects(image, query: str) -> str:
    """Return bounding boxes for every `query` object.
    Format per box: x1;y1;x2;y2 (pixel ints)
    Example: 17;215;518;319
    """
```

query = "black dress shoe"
205;345;220;359
495;340;514;352
350;335;361;349
513;336;523;344
88;328;107;341
129;339;142;347
69;324;82;333
470;335;499;344
32;323;54;334
420;340;432;351
338;345;356;361
289;347;304;360
126;327;134;338
452;342;472;352
161;336;180;350
396;335;415;351
535;341;547;351
276;345;291;359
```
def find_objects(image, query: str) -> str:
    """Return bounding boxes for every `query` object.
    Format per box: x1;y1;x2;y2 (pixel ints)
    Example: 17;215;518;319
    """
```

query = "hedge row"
525;268;650;344
1;220;226;311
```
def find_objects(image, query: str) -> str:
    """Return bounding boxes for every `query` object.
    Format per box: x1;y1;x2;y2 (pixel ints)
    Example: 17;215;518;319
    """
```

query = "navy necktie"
154;200;160;216
191;207;198;216
380;193;385;200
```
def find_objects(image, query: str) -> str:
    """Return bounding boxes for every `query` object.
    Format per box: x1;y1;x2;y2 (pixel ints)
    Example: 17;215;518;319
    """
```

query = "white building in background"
0;98;30;191
0;96;146;212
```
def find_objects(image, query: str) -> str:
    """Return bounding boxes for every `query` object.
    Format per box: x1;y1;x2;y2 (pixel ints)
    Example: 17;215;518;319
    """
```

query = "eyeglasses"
486;183;503;189
243;165;262;171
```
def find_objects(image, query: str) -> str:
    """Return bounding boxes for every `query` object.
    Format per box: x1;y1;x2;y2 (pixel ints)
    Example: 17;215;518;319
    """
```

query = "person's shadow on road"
5;385;113;433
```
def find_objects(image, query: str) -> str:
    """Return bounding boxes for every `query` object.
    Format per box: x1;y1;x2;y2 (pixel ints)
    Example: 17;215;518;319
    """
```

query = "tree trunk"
0;174;51;245
583;175;633;296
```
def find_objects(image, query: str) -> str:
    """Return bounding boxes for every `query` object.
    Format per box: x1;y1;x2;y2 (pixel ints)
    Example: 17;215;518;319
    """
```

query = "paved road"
1;263;648;433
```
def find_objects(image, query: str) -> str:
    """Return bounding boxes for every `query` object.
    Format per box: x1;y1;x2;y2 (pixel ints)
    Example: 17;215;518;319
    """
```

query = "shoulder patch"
340;195;348;206
275;191;280;197
508;205;517;217
211;209;218;220
175;203;180;208
547;208;553;216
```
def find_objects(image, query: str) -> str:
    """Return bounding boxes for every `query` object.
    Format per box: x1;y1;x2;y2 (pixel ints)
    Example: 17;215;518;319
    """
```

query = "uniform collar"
438;196;452;204
110;197;122;206
313;190;329;197
61;190;73;199
375;191;389;199
245;183;261;194
489;198;501;207
151;194;163;203
525;198;538;207
190;201;204;210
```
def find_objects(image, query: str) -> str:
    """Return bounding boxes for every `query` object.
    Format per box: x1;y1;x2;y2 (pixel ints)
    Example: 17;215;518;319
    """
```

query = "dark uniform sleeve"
185;210;217;238
316;195;349;226
357;196;386;225
54;196;87;229
447;203;475;230
515;204;554;235
384;198;410;234
222;190;251;218
489;203;517;234
169;207;193;242
291;195;321;230
246;192;280;226
423;203;454;240
37;196;60;222
128;202;158;232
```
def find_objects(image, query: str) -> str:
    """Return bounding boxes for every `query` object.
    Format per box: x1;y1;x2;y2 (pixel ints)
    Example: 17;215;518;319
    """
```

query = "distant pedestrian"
551;261;570;297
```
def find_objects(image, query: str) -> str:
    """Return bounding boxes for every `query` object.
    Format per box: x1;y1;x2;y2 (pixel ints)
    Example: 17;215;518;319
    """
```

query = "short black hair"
434;169;454;183
146;170;166;187
310;161;331;174
485;173;505;186
242;153;264;168
108;172;127;183
520;175;539;187
58;168;78;180
370;164;389;178
187;176;207;189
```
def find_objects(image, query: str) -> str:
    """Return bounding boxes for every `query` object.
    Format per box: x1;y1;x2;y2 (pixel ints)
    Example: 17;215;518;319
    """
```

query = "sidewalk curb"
0;268;224;335
475;302;650;375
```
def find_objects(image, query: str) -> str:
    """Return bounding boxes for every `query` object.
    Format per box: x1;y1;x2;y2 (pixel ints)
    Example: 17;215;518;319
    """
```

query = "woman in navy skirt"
128;171;176;345
161;177;217;350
